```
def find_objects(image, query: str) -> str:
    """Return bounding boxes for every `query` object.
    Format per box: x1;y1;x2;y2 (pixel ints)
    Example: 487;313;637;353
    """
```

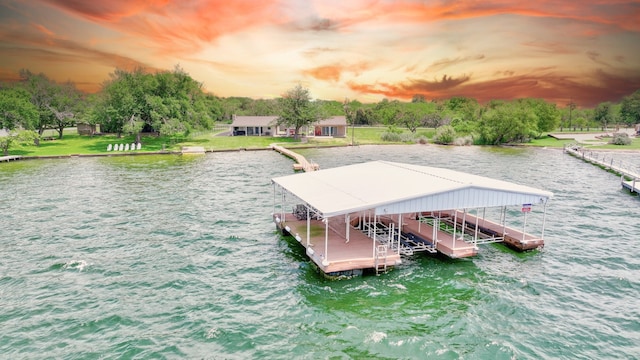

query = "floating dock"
272;161;552;277
565;145;640;194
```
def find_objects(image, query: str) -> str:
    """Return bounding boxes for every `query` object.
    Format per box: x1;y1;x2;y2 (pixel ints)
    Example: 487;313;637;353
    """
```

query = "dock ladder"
375;244;388;275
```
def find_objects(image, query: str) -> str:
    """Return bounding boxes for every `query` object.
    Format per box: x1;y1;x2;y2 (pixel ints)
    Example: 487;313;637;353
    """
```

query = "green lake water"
1;145;639;359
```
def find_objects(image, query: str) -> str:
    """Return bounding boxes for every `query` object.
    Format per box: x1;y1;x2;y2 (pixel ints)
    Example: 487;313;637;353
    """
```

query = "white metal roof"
272;160;553;217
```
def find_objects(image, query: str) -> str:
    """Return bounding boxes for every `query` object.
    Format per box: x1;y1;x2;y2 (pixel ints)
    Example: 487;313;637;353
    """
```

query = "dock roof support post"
452;210;458;250
501;206;507;237
346;214;350;243
281;188;286;223
462;209;467;242
433;217;438;244
273;183;275;215
522;210;528;242
306;206;311;247
474;208;480;246
541;201;548;240
372;214;377;258
324;217;329;263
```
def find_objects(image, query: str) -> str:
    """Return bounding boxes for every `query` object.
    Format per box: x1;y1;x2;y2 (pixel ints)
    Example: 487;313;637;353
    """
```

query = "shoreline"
3;141;640;164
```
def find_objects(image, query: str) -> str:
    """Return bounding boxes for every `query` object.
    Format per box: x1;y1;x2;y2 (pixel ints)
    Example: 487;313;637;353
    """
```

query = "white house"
230;115;347;137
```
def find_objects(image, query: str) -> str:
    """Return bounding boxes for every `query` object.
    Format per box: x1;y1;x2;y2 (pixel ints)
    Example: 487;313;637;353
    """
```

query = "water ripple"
1;148;639;358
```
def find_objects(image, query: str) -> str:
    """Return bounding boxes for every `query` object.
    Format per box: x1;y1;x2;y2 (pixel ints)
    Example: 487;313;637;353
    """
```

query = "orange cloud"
41;0;287;54
318;0;640;33
303;62;370;82
426;55;486;73
32;23;55;37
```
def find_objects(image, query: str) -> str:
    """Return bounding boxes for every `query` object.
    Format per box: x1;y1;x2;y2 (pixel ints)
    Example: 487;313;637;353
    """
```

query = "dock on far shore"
564;144;640;195
0;155;22;162
270;144;319;172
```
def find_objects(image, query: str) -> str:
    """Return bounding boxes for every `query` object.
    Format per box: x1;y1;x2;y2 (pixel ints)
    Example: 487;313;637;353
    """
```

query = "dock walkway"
271;144;319;172
565;145;640;194
0;155;22;162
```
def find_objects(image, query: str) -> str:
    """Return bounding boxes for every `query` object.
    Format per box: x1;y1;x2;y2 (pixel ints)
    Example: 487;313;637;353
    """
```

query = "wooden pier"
271;144;319;172
565;145;640;194
0;155;22;162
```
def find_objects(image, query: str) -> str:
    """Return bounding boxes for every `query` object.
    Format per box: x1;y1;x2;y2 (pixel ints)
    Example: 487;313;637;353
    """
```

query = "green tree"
276;84;323;140
478;101;537;144
567;101;577;130
0;86;39;155
0;86;39;130
0;129;39;156
374;99;402;126
397;101;437;133
594;101;613;130
445;96;479;123
446;96;480;135
18;69;83;138
620;90;640;126
317;100;345;116
516;98;560;136
95;66;218;138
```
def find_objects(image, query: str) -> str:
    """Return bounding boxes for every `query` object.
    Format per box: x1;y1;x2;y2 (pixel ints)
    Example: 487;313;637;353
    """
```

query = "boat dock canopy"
272;160;553;218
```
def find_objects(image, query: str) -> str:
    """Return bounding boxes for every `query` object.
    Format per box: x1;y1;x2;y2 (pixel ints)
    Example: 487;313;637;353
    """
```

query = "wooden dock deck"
377;215;477;258
440;210;544;251
622;178;639;194
271;144;319;172
275;214;401;275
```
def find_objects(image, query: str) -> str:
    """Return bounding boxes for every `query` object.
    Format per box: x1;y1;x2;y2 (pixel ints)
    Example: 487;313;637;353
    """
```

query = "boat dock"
271;144;319;172
272;161;552;277
0;155;22;162
565;145;640;194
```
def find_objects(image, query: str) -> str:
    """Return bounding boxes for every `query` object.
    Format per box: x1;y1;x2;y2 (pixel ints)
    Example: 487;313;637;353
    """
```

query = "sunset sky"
1;0;639;107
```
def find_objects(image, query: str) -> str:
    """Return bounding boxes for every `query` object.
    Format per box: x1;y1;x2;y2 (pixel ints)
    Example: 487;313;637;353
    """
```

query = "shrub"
380;131;402;142
433;125;456;144
609;132;631;145
380;131;416;142
454;135;473;146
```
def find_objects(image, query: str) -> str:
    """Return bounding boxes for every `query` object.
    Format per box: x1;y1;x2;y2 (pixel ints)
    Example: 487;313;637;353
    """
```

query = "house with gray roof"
230;115;347;137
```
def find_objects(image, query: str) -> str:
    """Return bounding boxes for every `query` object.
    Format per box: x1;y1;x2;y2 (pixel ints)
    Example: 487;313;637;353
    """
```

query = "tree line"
1;65;640;154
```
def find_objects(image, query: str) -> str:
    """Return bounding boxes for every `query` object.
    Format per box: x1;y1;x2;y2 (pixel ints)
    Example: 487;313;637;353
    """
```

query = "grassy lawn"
527;135;575;148
586;138;640;150
11;134;184;156
6;127;638;157
8;127;410;157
